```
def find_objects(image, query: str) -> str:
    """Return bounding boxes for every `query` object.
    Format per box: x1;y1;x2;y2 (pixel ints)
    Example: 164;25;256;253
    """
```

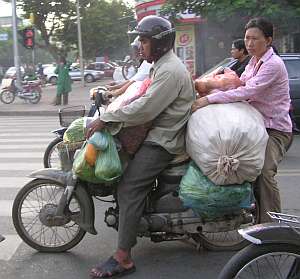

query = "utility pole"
11;0;21;88
76;0;85;87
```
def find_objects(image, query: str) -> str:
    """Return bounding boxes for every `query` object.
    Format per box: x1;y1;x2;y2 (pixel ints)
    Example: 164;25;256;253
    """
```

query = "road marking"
0;200;13;217
0;138;51;143
0;133;53;137
0;177;32;188
278;169;300;173
0;235;23;261
0;144;47;149
0;163;43;171
0;152;42;158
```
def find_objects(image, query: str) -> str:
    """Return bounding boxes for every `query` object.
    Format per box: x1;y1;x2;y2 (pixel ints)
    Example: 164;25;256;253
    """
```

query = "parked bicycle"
219;211;300;279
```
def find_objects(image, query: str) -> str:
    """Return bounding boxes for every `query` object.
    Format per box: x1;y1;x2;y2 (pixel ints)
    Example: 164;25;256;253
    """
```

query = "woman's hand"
191;97;209;112
86;118;105;139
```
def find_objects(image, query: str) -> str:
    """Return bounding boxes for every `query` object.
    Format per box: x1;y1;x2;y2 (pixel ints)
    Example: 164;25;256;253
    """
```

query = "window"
284;59;300;79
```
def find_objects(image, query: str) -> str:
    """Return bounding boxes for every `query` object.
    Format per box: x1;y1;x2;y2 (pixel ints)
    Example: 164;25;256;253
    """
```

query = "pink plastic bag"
106;78;152;112
195;68;244;97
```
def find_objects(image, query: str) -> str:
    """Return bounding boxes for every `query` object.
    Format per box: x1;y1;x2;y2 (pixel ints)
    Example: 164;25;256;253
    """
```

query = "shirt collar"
249;47;274;66
152;50;174;71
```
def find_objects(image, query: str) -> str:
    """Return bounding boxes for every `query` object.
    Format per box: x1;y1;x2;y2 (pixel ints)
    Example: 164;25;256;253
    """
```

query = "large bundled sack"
186;102;268;185
195;68;243;97
179;162;252;220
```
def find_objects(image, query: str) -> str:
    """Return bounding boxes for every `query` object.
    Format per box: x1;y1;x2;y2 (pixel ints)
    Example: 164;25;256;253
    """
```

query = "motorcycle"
43;86;106;168
0;77;42;104
0;234;4;242
218;211;300;279
12;90;258;253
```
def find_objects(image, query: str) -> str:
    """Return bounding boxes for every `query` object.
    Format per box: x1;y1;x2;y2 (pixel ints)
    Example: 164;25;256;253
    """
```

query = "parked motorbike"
43;86;109;168
13;91;258;253
218;211;300;279
0;77;42;104
0;234;4;242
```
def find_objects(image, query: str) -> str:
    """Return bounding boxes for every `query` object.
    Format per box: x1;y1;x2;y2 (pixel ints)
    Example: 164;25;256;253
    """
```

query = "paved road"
0;116;300;279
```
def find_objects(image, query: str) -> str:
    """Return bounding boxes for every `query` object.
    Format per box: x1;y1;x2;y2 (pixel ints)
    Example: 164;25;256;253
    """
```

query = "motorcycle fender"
51;127;67;137
238;222;300;245
28;169;97;235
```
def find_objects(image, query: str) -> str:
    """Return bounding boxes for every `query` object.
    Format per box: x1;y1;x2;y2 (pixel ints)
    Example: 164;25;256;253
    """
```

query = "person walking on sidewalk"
53;56;72;105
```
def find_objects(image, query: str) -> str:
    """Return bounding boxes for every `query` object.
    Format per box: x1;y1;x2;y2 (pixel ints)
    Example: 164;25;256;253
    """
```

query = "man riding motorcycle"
87;15;195;278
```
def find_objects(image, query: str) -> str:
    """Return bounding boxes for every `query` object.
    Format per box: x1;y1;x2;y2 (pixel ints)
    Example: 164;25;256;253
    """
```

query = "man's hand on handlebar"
86;118;106;139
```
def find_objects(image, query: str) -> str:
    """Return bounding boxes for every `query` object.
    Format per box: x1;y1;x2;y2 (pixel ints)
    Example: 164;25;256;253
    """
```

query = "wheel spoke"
16;181;83;249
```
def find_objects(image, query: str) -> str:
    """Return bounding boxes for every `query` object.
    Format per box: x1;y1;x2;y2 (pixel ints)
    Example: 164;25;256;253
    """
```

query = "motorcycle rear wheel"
12;179;86;252
43;137;63;168
218;243;300;279
28;90;41;104
0;90;15;104
192;205;259;251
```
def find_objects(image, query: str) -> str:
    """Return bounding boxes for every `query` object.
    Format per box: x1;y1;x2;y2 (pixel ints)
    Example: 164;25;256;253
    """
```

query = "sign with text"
175;24;196;77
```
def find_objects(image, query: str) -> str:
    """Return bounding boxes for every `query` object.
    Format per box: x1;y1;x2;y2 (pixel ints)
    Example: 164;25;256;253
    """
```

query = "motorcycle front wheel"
0;89;15;104
43;137;63;168
218;243;300;279
28;90;42;104
12;179;86;252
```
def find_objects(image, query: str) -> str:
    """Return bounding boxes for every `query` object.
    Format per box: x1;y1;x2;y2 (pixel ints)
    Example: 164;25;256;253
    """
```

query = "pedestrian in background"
53;56;72;105
230;38;251;77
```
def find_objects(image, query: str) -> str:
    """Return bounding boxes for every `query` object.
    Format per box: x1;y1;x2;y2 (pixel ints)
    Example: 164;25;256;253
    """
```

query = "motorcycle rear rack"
268;211;300;226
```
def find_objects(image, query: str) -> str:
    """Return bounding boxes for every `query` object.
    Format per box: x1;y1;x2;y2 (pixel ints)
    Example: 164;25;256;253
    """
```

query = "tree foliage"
163;0;300;37
17;0;134;61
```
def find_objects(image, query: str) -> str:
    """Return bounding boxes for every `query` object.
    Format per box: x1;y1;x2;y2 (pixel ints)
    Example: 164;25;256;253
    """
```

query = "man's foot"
90;256;135;278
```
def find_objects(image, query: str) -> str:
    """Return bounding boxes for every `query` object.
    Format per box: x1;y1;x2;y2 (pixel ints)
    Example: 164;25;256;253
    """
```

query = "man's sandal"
90;256;136;278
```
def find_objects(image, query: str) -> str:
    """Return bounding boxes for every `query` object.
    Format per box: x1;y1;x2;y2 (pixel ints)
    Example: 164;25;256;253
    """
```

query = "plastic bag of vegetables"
95;131;122;182
179;161;252;220
63;117;86;143
72;142;104;184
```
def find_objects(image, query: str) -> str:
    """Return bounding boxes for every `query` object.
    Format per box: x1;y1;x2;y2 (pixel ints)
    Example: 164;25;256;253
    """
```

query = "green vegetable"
63;117;85;143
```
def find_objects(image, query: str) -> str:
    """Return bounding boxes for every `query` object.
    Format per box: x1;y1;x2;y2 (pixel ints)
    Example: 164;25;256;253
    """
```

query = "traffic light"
23;28;35;49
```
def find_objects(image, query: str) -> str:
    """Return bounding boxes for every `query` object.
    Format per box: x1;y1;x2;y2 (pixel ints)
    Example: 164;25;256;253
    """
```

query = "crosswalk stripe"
0;152;43;158
0;163;43;171
0;133;54;137
0;144;48;149
0;138;51;143
0;235;23;261
0;177;32;188
0;116;59;260
0;200;14;217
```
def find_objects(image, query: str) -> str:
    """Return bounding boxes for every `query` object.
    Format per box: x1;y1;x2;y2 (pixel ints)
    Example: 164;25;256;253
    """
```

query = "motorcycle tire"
192;204;259;252
218;243;300;279
0;90;15;104
28;90;42;104
12;179;86;252
43;137;63;168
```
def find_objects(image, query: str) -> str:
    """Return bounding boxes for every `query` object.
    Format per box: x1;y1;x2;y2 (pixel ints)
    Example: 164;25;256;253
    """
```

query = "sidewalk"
0;79;110;116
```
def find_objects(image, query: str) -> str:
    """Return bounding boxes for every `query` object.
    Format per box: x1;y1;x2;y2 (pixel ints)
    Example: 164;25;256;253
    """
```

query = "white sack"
186;102;269;185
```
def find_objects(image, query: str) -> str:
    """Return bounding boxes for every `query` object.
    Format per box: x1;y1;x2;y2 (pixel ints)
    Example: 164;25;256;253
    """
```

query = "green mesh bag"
179;161;251;220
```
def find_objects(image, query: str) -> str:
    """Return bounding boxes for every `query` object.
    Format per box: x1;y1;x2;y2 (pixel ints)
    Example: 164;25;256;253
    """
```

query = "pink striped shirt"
207;47;292;133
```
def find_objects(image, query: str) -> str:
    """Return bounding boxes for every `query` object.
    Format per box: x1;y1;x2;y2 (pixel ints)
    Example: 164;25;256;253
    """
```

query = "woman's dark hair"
232;39;248;55
245;17;273;39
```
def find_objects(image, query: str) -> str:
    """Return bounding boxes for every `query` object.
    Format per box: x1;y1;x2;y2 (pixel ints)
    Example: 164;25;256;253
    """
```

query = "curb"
0;110;59;116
